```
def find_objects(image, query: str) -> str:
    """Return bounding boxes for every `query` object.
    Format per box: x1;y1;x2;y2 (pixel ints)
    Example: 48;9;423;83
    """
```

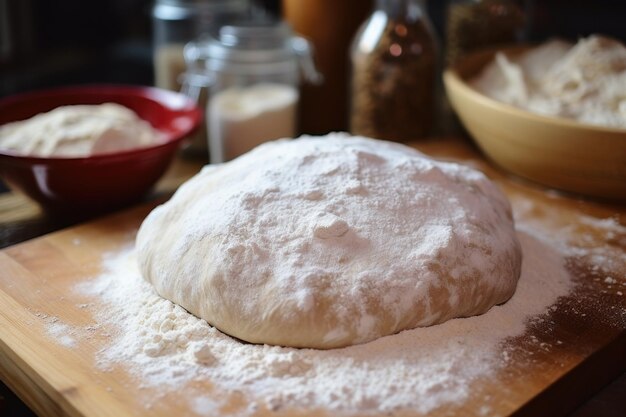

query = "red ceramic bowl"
0;85;201;213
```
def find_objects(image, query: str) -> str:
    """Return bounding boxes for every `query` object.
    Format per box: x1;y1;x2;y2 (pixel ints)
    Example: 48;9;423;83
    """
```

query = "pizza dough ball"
137;134;522;349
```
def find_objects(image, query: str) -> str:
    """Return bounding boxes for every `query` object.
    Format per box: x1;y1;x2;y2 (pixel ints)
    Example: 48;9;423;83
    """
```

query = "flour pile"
0;103;162;157
472;35;626;129
77;228;571;415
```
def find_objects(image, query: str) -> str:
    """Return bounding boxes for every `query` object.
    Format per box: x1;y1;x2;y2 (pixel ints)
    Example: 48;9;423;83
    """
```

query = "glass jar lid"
184;21;322;79
180;20;322;101
209;22;295;64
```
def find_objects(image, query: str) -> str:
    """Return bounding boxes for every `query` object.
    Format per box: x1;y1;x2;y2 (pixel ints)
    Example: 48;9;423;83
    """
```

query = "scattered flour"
511;195;626;295
74;228;572;415
45;317;77;348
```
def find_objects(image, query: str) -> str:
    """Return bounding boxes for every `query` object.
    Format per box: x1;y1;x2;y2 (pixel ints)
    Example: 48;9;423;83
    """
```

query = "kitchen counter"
0;137;624;417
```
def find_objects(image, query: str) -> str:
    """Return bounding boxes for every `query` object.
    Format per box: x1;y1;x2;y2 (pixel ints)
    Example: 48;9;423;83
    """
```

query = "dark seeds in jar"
350;18;437;142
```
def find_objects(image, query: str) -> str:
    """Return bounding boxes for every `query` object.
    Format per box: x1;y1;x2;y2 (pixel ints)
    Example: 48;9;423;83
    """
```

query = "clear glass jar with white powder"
182;21;322;163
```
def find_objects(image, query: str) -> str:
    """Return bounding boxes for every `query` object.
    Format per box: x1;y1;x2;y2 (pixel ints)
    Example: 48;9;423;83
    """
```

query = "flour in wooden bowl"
472;35;626;129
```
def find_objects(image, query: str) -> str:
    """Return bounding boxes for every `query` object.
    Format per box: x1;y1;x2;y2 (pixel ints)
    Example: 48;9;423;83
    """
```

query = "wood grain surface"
0;138;624;417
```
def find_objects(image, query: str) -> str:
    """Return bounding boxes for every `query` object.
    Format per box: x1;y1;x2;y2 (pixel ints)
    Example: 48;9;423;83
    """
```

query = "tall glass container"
349;0;438;142
152;0;249;157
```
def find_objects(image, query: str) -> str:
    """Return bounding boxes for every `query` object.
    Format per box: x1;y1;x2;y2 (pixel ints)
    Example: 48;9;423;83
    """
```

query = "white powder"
511;195;626;278
0;103;162;157
76;227;571;415
137;135;521;349
45;317;77;348
472;35;626;129
208;83;297;163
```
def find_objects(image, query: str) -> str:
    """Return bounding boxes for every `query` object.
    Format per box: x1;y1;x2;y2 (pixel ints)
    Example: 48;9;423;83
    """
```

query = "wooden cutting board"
0;139;624;417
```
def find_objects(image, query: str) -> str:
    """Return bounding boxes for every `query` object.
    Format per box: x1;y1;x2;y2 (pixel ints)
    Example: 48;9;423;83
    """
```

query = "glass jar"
152;0;249;157
182;21;321;163
349;0;438;142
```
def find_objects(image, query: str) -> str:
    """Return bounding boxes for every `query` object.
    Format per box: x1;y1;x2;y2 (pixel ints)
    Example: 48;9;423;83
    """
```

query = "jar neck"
375;0;426;19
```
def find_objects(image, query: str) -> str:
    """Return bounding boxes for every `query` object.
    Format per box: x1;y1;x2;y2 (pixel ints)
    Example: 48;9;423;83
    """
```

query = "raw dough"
137;134;522;349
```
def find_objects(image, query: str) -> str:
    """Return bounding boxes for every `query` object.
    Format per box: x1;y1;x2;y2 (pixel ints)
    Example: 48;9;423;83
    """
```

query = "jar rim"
196;22;296;60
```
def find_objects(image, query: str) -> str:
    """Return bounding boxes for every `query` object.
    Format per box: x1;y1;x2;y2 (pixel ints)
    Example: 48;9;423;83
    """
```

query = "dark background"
1;0;626;99
1;1;626;415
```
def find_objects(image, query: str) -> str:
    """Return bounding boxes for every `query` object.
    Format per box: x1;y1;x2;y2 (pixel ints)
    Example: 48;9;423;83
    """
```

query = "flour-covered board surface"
0;138;624;417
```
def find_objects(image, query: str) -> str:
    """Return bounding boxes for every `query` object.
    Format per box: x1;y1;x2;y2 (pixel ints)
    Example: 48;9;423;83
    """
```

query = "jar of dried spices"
445;0;525;66
349;0;438;142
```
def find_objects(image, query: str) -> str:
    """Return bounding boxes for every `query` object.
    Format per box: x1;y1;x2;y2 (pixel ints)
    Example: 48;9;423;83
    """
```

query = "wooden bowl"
443;46;626;201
